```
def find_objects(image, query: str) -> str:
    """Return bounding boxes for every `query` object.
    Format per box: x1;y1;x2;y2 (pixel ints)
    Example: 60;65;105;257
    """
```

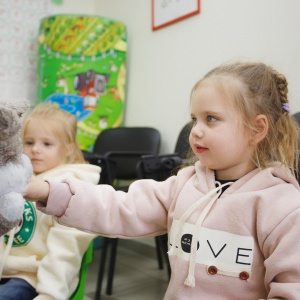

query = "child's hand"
24;176;50;204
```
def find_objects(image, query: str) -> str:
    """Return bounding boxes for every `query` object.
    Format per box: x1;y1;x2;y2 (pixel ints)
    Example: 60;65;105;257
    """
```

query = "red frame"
152;0;200;31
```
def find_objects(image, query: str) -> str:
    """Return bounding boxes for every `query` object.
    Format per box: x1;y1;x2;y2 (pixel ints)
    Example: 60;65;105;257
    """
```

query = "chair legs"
156;234;171;279
95;237;109;300
106;238;118;295
95;235;170;300
154;236;164;270
94;237;119;300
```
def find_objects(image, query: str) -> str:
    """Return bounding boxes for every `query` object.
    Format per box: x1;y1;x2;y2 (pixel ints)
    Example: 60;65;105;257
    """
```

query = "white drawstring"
168;181;233;288
0;227;16;279
184;182;233;286
168;183;226;256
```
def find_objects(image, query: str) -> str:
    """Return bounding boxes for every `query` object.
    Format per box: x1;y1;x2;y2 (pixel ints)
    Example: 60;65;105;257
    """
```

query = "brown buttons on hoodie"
207;266;218;275
207;266;250;280
239;271;250;280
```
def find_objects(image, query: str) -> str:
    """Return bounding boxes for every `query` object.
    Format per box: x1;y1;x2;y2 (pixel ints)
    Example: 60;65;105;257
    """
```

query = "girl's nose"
190;122;204;139
32;144;41;153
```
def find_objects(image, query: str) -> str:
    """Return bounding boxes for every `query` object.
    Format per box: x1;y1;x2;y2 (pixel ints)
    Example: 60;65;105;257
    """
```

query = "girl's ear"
66;143;76;157
250;114;269;145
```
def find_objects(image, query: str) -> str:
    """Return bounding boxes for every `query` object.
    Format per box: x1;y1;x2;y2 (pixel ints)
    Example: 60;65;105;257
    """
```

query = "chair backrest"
293;112;300;184
136;122;192;181
174;122;192;159
293;112;300;125
137;154;183;181
93;127;161;181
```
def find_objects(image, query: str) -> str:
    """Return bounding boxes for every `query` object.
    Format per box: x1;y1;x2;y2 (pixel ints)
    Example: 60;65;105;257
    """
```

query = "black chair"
174;121;192;159
136;122;192;281
292;112;300;184
82;151;111;185
89;127;161;300
293;112;300;124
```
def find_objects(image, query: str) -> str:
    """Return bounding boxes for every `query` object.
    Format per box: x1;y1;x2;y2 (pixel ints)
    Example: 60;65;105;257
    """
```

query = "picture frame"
152;0;200;31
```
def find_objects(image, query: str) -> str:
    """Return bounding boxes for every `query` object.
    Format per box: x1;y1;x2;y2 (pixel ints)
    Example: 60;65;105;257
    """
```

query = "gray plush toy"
0;101;33;236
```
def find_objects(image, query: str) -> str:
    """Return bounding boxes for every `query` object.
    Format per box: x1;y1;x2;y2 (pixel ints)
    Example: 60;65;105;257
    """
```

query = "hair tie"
282;103;290;113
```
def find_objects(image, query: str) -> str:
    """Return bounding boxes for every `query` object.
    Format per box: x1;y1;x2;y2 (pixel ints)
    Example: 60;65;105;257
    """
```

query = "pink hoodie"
38;161;300;299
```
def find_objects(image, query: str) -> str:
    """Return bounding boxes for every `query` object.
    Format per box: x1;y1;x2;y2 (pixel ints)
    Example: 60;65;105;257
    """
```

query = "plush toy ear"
4;99;30;117
0;105;20;140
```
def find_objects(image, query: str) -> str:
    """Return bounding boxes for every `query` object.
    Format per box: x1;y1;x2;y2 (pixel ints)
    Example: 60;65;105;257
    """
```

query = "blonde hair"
190;62;299;177
21;103;85;164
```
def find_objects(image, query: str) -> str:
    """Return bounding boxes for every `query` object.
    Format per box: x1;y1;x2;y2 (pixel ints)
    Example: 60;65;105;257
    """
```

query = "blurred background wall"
1;0;299;154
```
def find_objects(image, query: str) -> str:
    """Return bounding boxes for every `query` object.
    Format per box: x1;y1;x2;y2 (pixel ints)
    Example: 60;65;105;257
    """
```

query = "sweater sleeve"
36;181;72;217
33;221;95;300
263;207;300;298
39;176;179;238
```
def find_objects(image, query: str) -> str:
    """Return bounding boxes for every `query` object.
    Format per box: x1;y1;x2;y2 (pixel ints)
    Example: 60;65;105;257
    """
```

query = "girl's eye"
44;142;52;147
191;117;197;126
207;115;217;122
25;141;33;145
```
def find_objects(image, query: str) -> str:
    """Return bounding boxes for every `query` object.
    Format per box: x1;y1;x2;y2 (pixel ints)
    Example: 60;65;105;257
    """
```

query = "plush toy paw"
0;193;24;236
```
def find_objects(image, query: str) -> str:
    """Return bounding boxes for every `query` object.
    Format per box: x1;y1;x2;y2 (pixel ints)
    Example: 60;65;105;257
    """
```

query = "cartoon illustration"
37;15;127;151
74;69;109;110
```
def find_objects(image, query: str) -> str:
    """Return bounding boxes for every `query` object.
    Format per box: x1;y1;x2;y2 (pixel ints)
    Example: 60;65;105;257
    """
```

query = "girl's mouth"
195;145;208;154
31;158;42;163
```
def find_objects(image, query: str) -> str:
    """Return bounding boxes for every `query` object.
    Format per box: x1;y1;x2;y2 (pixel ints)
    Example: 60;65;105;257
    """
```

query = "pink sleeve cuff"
36;180;73;217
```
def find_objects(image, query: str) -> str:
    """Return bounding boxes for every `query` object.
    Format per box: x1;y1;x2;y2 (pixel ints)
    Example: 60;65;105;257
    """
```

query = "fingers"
24;178;50;204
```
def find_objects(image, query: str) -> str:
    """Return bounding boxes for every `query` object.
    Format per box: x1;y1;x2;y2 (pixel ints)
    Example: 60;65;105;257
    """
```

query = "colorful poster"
37;15;127;151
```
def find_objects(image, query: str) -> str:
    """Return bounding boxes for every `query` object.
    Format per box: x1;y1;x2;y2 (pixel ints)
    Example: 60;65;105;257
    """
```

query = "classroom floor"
84;241;169;300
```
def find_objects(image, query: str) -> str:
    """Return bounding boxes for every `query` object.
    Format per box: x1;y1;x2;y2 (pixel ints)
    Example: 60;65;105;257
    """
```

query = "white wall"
61;0;96;14
84;0;300;154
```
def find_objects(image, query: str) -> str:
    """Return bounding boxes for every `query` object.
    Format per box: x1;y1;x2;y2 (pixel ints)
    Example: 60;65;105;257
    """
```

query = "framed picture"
152;0;200;31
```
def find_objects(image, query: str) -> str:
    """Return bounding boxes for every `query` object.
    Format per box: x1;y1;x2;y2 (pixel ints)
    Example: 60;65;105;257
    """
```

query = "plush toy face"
0;104;23;166
0;101;33;236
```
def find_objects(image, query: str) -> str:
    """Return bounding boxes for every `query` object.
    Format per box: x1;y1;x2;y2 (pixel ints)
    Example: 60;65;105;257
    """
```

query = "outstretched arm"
24;176;49;204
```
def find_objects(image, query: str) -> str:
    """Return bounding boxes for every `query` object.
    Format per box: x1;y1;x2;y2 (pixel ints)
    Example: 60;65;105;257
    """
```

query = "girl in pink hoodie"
25;62;300;299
